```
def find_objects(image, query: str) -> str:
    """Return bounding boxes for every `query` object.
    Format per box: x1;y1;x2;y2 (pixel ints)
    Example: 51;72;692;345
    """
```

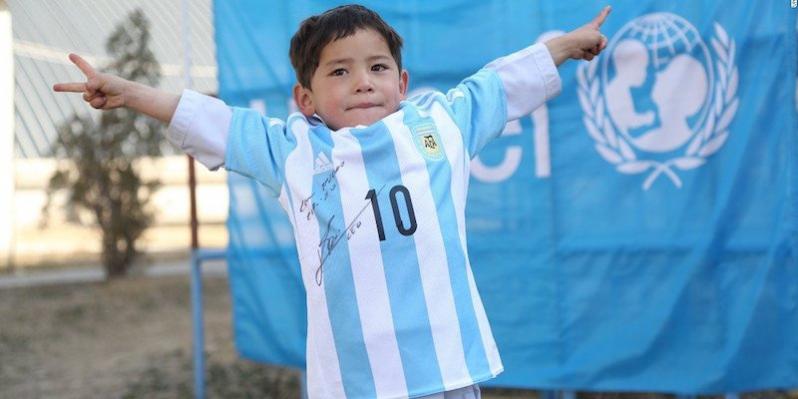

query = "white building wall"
1;1;15;268
9;156;229;268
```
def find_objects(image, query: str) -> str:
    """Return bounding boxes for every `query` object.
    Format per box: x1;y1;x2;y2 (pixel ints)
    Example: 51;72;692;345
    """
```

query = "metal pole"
189;156;199;249
300;370;308;399
190;252;205;399
182;0;198;251
180;1;204;398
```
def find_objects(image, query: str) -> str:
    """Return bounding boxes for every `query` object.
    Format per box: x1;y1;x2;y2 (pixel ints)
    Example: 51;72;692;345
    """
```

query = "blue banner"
217;1;798;393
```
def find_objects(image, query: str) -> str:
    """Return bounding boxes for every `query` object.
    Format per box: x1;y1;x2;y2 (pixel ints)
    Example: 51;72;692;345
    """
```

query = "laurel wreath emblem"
577;22;739;190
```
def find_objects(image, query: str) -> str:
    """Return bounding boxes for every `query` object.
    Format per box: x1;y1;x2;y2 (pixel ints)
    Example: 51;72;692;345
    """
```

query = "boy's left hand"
546;6;611;66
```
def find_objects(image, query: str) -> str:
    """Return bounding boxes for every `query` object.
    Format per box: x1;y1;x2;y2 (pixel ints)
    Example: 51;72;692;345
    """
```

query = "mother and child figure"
55;4;611;399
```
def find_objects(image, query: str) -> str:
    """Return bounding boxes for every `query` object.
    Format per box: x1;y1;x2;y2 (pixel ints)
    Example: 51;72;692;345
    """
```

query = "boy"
55;4;610;398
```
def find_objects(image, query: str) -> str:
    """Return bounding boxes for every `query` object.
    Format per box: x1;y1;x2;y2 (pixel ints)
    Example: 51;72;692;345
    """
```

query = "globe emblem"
577;13;739;190
600;13;714;153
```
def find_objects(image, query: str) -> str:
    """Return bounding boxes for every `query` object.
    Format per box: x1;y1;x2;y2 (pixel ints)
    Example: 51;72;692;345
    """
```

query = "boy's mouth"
347;102;380;110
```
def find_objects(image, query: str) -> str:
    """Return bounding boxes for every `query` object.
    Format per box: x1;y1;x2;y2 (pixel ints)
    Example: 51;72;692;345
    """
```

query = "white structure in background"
5;0;226;267
1;0;14;268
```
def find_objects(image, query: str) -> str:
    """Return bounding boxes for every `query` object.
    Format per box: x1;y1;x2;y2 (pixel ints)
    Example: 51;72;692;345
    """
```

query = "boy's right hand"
53;54;131;110
53;53;180;124
545;6;611;66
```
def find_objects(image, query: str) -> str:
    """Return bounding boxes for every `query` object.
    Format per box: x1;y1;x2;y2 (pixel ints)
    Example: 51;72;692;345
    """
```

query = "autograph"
299;161;345;221
320;161;344;200
313;184;387;286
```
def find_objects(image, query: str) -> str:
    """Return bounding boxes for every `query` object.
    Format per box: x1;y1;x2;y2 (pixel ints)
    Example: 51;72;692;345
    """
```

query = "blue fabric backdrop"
217;0;798;393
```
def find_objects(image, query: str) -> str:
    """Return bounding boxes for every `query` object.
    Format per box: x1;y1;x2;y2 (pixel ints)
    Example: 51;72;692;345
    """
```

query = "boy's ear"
293;83;315;117
399;69;409;99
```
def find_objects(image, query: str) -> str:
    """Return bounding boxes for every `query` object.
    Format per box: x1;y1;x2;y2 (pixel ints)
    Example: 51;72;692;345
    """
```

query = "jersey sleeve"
444;42;561;158
166;89;292;196
167;89;231;170
223;109;294;196
443;69;510;158
486;42;561;120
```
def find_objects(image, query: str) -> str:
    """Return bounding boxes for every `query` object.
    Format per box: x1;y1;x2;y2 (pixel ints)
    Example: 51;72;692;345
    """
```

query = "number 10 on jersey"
365;185;418;241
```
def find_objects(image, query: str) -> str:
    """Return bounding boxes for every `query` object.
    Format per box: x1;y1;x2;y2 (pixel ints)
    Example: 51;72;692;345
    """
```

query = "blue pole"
191;251;205;399
301;370;308;399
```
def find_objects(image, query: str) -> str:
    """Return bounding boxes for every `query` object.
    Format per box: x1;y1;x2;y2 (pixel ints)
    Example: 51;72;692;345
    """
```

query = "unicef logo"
577;13;739;190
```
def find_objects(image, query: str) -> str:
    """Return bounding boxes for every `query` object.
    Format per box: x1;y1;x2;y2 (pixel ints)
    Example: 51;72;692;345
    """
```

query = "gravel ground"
0;272;795;399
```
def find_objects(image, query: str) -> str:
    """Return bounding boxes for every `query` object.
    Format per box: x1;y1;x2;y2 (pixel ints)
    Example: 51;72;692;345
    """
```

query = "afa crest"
411;122;444;161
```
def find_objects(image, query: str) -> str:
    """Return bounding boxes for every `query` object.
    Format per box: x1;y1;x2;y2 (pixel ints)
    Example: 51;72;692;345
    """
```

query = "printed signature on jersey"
312;184;387;286
299;161;345;221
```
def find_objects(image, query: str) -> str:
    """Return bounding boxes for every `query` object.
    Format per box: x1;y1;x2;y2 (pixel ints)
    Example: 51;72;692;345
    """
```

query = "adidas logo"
313;152;333;174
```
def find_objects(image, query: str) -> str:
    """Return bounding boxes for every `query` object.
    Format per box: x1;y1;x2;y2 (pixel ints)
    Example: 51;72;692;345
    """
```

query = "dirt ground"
0;272;796;399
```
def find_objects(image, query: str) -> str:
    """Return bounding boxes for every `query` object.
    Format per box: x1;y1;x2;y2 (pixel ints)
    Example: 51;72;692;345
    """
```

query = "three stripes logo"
313;152;334;175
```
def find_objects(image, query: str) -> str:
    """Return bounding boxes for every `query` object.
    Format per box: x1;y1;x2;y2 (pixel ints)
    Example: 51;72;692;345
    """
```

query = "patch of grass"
55;303;88;323
120;350;300;399
121;366;180;399
0;330;31;350
206;360;300;399
137;295;159;312
4;273;797;399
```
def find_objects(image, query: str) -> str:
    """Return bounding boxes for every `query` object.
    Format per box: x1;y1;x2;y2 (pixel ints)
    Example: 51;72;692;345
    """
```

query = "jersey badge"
411;122;444;161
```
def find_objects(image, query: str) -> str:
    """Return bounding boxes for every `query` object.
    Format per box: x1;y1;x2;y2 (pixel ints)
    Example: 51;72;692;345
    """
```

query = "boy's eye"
371;64;389;72
330;68;347;76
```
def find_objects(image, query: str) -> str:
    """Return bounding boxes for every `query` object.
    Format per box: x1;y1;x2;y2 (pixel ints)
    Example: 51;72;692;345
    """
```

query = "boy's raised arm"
53;53;180;124
482;6;611;122
53;53;232;170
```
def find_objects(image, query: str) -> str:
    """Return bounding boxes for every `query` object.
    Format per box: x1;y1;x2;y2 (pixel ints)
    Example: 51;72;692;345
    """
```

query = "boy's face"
294;28;409;130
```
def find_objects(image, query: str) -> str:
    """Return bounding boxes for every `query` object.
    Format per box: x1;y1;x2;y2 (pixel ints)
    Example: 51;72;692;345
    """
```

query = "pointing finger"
53;82;86;93
591;6;611;28
68;53;97;78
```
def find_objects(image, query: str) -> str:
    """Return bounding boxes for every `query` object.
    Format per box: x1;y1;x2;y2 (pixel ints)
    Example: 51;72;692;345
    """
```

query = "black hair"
289;4;403;89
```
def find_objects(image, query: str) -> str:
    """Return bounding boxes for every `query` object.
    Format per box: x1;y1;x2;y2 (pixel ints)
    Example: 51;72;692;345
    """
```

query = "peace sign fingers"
69;53;97;79
52;82;86;93
52;53;134;111
52;53;98;93
53;53;107;97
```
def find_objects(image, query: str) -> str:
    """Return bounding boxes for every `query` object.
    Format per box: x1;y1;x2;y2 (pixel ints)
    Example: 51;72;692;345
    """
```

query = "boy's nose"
354;71;374;93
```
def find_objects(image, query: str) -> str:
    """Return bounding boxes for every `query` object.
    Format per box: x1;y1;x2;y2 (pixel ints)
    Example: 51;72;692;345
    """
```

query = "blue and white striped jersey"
168;43;560;399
